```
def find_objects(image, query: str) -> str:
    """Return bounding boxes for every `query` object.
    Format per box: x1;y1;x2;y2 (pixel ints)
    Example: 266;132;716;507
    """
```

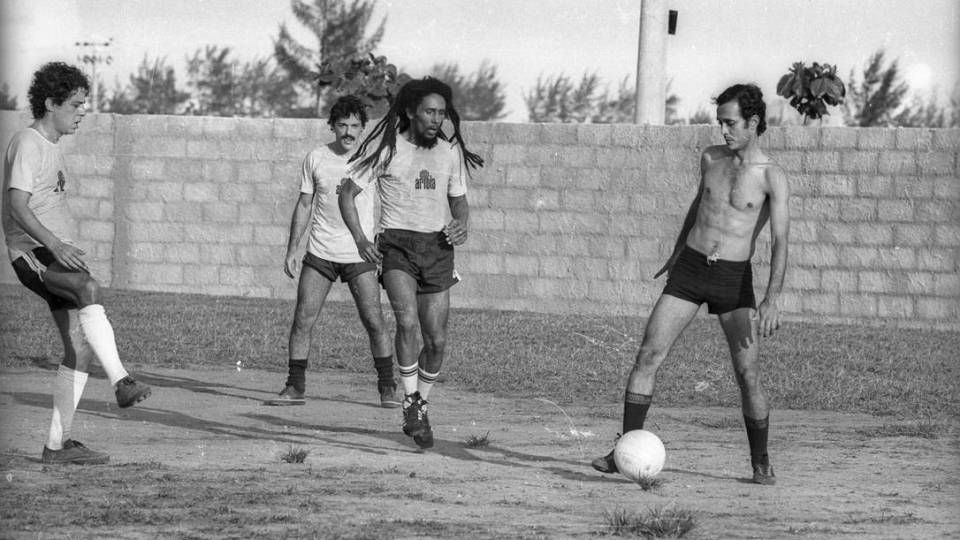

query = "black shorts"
11;247;77;311
302;252;377;283
662;245;756;315
378;228;458;294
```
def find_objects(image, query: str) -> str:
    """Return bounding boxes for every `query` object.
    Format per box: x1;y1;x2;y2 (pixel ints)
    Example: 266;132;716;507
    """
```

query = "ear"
45;97;57;113
747;114;760;132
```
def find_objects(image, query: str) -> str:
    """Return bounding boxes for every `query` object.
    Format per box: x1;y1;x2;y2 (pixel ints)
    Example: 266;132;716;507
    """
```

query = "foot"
401;392;423;436
263;385;305;406
412;398;434;449
378;383;401;409
41;440;109;465
115;376;151;408
752;462;776;485
591;450;618;474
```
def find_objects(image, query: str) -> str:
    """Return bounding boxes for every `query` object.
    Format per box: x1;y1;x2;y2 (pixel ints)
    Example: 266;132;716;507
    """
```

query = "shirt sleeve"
299;152;315;194
6;134;42;194
446;142;467;198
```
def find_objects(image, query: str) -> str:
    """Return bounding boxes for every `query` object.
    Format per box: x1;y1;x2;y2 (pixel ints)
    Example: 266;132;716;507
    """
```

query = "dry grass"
604;506;696;537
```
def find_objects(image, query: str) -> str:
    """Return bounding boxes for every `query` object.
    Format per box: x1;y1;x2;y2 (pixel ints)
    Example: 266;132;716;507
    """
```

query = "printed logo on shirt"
415;169;436;190
55;171;66;192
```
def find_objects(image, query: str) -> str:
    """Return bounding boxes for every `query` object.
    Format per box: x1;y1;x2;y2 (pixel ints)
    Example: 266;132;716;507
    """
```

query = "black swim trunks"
378;228;459;294
662;245;756;315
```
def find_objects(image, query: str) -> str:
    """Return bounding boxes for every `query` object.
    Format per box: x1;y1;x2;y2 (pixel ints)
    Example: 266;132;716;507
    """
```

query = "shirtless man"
592;83;789;485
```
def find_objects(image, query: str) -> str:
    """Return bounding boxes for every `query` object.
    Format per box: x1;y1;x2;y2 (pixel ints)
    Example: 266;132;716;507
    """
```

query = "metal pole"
76;38;113;112
634;0;668;124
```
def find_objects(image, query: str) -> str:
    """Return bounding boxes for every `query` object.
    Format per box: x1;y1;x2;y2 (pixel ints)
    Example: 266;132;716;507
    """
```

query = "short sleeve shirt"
2;128;76;261
300;144;375;263
376;136;466;233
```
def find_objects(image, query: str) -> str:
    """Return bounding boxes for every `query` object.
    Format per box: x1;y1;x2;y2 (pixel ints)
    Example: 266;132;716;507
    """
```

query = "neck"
732;139;762;163
32;118;62;143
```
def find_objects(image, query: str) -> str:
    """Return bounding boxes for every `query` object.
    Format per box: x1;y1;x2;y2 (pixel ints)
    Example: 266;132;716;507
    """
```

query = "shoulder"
761;161;788;194
7;129;45;154
701;145;730;165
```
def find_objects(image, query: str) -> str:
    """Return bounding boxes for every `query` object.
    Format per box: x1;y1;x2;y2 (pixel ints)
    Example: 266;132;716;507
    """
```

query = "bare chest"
703;163;767;213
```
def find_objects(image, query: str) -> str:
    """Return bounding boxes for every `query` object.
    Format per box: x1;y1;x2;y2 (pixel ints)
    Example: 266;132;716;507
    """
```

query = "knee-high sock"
417;367;440;400
623;391;652;433
398;363;418;396
77;304;128;385
47;366;89;450
744;415;770;465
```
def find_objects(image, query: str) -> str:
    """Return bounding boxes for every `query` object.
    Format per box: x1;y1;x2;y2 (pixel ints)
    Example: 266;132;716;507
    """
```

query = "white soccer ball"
614;429;666;482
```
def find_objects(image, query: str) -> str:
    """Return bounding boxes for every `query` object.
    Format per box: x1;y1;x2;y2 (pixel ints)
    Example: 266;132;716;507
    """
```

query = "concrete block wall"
1;111;957;330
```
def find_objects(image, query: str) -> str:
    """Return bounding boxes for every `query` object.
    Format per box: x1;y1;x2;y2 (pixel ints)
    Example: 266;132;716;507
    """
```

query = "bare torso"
686;145;779;261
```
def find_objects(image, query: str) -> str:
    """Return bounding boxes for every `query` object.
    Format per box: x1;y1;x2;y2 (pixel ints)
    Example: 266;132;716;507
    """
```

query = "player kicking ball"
265;95;398;408
2;63;152;465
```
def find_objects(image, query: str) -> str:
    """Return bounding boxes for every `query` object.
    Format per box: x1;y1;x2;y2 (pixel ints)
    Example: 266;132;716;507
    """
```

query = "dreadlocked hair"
350;77;484;176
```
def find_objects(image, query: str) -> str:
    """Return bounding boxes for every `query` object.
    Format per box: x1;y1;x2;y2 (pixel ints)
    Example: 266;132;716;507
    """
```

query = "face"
716;100;756;151
48;89;88;136
407;93;447;145
331;113;364;151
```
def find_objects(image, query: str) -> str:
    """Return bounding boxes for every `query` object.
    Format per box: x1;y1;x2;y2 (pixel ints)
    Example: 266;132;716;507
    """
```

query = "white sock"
77;304;128;385
398;363;419;398
46;366;89;450
417;368;439;400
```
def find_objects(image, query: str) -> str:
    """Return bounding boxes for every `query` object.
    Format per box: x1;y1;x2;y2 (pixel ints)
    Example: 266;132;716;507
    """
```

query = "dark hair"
350;77;483;175
28;62;90;119
327;95;368;128
715;83;767;135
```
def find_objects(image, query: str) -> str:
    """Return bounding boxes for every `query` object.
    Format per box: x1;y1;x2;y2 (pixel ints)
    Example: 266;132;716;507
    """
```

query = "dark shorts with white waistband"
662;245;756;315
378;228;458;294
11;246;77;311
302;252;377;283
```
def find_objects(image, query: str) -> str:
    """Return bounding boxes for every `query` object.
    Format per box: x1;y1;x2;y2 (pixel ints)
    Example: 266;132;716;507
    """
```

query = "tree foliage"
273;0;386;114
893;84;960;128
525;72;681;124
428;60;508;121
0;83;18;110
844;50;909;127
776;61;846;120
107;55;189;114
185;45;300;117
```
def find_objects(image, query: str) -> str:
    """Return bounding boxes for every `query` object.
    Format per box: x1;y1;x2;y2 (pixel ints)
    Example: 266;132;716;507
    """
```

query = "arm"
283;192;313;278
654;152;708;278
8;188;87;271
758;165;790;338
444;195;469;246
338;178;381;264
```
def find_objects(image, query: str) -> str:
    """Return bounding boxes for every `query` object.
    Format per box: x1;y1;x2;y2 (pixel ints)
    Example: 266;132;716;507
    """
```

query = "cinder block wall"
1;112;957;330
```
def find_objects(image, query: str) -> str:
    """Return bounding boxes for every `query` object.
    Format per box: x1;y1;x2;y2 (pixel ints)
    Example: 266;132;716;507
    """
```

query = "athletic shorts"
662;245;756;315
378;228;459;294
11;247;77;311
302;252;376;283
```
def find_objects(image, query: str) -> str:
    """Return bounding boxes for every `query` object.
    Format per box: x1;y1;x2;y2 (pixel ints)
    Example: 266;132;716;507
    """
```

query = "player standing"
266;95;397;408
339;78;483;449
592;84;789;485
2;62;152;464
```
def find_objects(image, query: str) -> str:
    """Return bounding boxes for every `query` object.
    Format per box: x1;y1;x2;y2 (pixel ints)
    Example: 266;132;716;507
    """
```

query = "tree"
776;61;846;122
273;0;386;115
0;83;18;110
429;60;507;121
844;50;909;127
525;72;681;124
107;55;189;114
688;107;713;125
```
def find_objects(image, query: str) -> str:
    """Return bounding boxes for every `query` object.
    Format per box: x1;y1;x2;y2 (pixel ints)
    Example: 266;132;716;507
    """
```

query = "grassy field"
2;283;958;420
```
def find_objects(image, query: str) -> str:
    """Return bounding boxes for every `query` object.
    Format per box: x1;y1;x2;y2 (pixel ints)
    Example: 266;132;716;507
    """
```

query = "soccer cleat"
41;440;110;465
752;462;776;485
412;398;434;449
378;383;401;409
263;385;305;406
115;376;151;408
591;450;618;474
401;392;423;436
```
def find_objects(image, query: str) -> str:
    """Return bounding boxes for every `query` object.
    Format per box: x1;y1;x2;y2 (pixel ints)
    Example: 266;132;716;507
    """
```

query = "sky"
1;0;958;123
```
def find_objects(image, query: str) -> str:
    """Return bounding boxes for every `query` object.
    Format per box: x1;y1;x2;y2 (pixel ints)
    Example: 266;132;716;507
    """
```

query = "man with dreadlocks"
339;77;483;449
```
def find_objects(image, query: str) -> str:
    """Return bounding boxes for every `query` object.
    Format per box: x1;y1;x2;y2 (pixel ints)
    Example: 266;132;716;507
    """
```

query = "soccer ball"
614;429;666;482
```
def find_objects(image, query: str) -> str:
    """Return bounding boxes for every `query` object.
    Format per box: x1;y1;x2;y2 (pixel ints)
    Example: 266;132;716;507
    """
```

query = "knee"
76;276;100;306
422;332;446;355
394;315;419;337
733;363;761;388
634;345;667;372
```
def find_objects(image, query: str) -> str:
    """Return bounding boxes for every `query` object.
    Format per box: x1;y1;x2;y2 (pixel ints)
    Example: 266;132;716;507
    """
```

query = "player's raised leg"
348;268;398;408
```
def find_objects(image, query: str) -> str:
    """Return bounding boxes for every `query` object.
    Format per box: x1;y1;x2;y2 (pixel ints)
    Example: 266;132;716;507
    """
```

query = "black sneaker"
401;392;423;436
263;385;306;406
378;382;401;409
591;450;618;474
412;398;434;449
41;440;109;465
115;376;151;408
752;462;776;485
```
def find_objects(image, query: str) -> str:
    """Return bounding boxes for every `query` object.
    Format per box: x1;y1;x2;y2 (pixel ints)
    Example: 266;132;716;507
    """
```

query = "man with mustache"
265;95;396;408
592;84;790;485
339;78;483;449
2;62;152;464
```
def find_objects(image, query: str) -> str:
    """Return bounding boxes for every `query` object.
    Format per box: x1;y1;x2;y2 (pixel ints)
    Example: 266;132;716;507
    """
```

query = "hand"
755;298;782;338
50;241;88;272
653;254;678;279
283;252;301;279
356;238;382;264
443;219;468;246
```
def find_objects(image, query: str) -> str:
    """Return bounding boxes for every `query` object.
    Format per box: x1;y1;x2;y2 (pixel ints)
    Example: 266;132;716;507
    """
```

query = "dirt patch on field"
1;366;958;539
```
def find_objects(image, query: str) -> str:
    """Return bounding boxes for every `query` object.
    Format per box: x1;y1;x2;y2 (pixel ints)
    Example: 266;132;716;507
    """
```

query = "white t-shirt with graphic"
2;128;77;261
299;144;375;263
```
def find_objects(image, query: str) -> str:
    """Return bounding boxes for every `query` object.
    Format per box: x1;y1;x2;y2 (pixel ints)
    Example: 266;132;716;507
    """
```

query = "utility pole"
634;0;669;124
76;37;113;112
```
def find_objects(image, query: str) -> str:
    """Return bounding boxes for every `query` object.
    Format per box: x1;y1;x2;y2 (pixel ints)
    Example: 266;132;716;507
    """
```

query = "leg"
415;289;450;399
718;307;774;485
382;270;421;397
348;270;399;407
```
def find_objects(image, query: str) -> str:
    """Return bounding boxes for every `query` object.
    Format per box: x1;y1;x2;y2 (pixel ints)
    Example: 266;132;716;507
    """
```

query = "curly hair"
715;83;767;135
327;95;368;128
28;62;90;119
350;77;483;175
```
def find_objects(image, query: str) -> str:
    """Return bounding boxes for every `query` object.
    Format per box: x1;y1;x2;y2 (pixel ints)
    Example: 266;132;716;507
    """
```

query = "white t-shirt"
299;144;375;263
2;128;77;262
373;135;467;233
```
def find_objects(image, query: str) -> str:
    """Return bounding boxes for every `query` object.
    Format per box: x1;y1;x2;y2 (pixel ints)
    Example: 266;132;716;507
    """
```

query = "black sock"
286;359;308;393
744;415;770;466
623;391;652;433
373;356;395;387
